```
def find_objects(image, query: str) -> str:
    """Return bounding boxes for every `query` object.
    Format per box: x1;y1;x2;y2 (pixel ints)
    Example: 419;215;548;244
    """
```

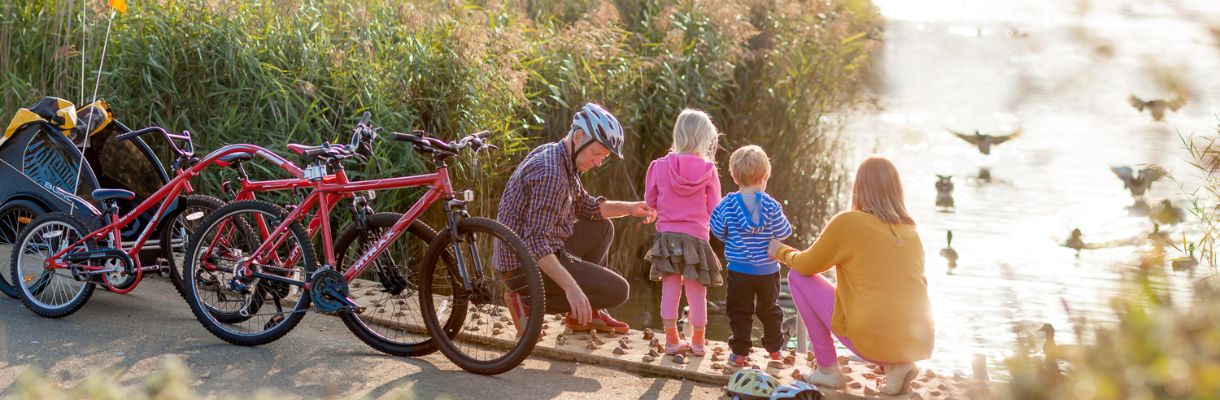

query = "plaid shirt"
494;141;606;271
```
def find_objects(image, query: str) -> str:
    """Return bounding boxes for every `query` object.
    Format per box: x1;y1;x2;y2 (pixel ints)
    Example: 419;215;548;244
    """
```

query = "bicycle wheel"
159;195;227;299
182;200;315;346
334;213;464;357
0;199;41;298
10;213;96;318
419;217;544;375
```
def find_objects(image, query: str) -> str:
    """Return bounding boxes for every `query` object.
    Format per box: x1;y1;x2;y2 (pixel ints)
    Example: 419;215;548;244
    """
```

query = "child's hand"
768;239;785;260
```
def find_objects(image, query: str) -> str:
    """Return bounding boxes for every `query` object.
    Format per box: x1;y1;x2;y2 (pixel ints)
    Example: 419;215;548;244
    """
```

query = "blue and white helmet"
570;103;624;158
769;381;823;400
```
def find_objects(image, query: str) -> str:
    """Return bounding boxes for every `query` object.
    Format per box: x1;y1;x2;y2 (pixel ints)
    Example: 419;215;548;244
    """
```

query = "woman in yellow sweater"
767;156;933;395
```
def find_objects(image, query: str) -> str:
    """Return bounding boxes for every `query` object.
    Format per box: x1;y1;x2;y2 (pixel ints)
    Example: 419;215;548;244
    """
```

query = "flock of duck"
934;93;1200;275
929;93;1200;376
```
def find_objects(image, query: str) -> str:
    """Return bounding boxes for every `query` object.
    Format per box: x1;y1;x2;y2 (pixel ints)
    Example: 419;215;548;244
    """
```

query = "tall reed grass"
0;0;880;277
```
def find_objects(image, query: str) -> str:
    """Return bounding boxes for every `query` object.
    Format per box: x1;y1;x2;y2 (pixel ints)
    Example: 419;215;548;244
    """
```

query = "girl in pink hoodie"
644;108;723;356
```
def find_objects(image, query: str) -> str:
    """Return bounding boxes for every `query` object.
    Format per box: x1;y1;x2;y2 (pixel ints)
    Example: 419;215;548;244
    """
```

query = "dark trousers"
509;219;630;314
726;270;784;355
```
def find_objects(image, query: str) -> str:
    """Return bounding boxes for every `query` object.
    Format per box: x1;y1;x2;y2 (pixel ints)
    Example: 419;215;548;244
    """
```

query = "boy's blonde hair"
729;145;771;186
672;108;720;160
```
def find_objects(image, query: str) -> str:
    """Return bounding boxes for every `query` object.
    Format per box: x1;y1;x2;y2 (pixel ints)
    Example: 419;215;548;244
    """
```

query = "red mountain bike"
181;123;545;375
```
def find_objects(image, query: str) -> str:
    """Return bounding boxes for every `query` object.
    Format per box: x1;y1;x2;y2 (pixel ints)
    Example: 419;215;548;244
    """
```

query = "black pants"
508;219;629;314
726;270;784;355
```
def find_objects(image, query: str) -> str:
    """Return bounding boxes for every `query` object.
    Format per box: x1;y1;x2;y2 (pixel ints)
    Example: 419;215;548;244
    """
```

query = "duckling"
935;175;955;211
1128;94;1187;121
1110;165;1165;198
940;231;959;271
1151;199;1185;225
780;315;799;348
1171;243;1199;272
1064;228;1086;257
948;128;1023;155
978;167;992;182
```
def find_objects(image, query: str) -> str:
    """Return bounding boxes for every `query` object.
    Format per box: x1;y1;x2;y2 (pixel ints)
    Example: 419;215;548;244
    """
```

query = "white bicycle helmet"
726;368;781;399
569;102;624;158
770;381;824;400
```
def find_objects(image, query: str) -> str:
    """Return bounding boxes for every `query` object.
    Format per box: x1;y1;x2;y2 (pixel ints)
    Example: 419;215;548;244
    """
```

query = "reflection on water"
610;0;1219;377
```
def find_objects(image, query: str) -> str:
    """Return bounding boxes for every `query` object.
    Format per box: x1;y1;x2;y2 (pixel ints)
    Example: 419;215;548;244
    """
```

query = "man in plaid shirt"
496;103;656;334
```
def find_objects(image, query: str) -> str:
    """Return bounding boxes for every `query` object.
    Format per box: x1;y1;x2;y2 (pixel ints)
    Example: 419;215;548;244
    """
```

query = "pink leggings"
660;274;707;326
788;270;881;367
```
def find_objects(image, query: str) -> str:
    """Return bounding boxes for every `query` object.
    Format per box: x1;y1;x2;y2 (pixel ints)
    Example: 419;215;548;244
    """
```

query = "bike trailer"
0;97;176;256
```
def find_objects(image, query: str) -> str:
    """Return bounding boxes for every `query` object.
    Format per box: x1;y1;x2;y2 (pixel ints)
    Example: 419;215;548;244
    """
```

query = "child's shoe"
689;327;706;356
727;353;750;367
768;351;783;361
663;326;688;355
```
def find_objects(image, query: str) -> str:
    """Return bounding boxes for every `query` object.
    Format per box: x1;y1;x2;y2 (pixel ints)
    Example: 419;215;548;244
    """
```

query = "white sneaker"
883;363;920;395
802;366;846;389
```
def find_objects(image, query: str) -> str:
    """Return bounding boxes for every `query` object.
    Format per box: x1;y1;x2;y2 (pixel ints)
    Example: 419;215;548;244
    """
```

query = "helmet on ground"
569;103;624;158
726;368;780;399
770;381;824;400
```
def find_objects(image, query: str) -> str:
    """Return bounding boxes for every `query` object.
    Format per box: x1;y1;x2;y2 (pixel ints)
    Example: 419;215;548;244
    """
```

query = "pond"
609;0;1219;377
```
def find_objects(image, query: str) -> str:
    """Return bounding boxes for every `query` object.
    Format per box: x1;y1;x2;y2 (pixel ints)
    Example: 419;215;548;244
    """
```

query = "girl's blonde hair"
672;108;720;160
851;156;916;225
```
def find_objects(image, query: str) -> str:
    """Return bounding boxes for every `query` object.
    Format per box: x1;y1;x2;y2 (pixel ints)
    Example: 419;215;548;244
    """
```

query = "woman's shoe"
802;366;846;389
882;363;920;395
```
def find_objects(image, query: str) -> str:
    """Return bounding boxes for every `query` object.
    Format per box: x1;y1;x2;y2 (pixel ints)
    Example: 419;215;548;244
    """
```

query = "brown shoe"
565;309;630;334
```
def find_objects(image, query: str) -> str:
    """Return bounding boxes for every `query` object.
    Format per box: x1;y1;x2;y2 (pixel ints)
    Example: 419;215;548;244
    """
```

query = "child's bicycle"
8;126;306;317
181;122;545;375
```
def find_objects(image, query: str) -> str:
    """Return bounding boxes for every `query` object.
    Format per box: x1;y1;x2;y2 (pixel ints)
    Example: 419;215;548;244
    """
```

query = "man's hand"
565;286;592;325
629;201;657;224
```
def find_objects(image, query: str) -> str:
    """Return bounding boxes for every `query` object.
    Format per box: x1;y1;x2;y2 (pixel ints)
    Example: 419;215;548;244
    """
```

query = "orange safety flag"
107;0;127;15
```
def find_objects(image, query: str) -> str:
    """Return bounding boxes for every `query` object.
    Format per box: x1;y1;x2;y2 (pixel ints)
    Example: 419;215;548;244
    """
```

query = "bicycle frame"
43;141;305;294
233;161;456;291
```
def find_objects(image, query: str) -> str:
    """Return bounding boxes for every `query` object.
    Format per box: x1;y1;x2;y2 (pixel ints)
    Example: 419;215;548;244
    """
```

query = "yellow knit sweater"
777;210;934;363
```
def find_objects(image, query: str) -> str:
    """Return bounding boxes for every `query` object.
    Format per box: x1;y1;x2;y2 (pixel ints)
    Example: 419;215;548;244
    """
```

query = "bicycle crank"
310;269;364;314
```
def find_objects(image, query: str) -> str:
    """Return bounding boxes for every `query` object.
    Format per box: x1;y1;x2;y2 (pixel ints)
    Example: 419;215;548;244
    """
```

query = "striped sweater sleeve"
709;199;729;242
766;198;793;240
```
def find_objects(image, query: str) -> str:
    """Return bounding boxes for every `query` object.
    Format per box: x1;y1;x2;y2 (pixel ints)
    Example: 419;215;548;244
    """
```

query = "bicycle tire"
419;217;544;375
182;200;315;346
10;213;97;318
159;195;228;299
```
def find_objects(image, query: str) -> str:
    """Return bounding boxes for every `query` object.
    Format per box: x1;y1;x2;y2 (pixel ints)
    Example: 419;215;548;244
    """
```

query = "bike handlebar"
115;126;195;159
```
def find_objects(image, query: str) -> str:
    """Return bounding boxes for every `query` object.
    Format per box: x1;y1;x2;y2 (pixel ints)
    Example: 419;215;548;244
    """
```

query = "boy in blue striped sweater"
710;145;793;366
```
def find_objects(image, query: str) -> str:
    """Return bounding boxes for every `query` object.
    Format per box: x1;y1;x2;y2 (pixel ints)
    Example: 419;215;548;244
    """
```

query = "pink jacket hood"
660;153;717;195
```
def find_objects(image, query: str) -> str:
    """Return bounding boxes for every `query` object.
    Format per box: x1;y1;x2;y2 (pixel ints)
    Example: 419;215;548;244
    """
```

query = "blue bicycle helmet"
569;103;624;159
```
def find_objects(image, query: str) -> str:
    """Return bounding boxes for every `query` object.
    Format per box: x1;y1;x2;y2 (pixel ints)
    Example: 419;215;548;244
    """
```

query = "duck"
948;128;1023;155
1171;244;1199;272
940;231;959;271
1128;94;1187;121
935;175;955;211
1064;228;1086;257
1110;165;1165;198
1147;223;1171;245
978;167;992;182
1151;199;1185;225
1040;323;1085;363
